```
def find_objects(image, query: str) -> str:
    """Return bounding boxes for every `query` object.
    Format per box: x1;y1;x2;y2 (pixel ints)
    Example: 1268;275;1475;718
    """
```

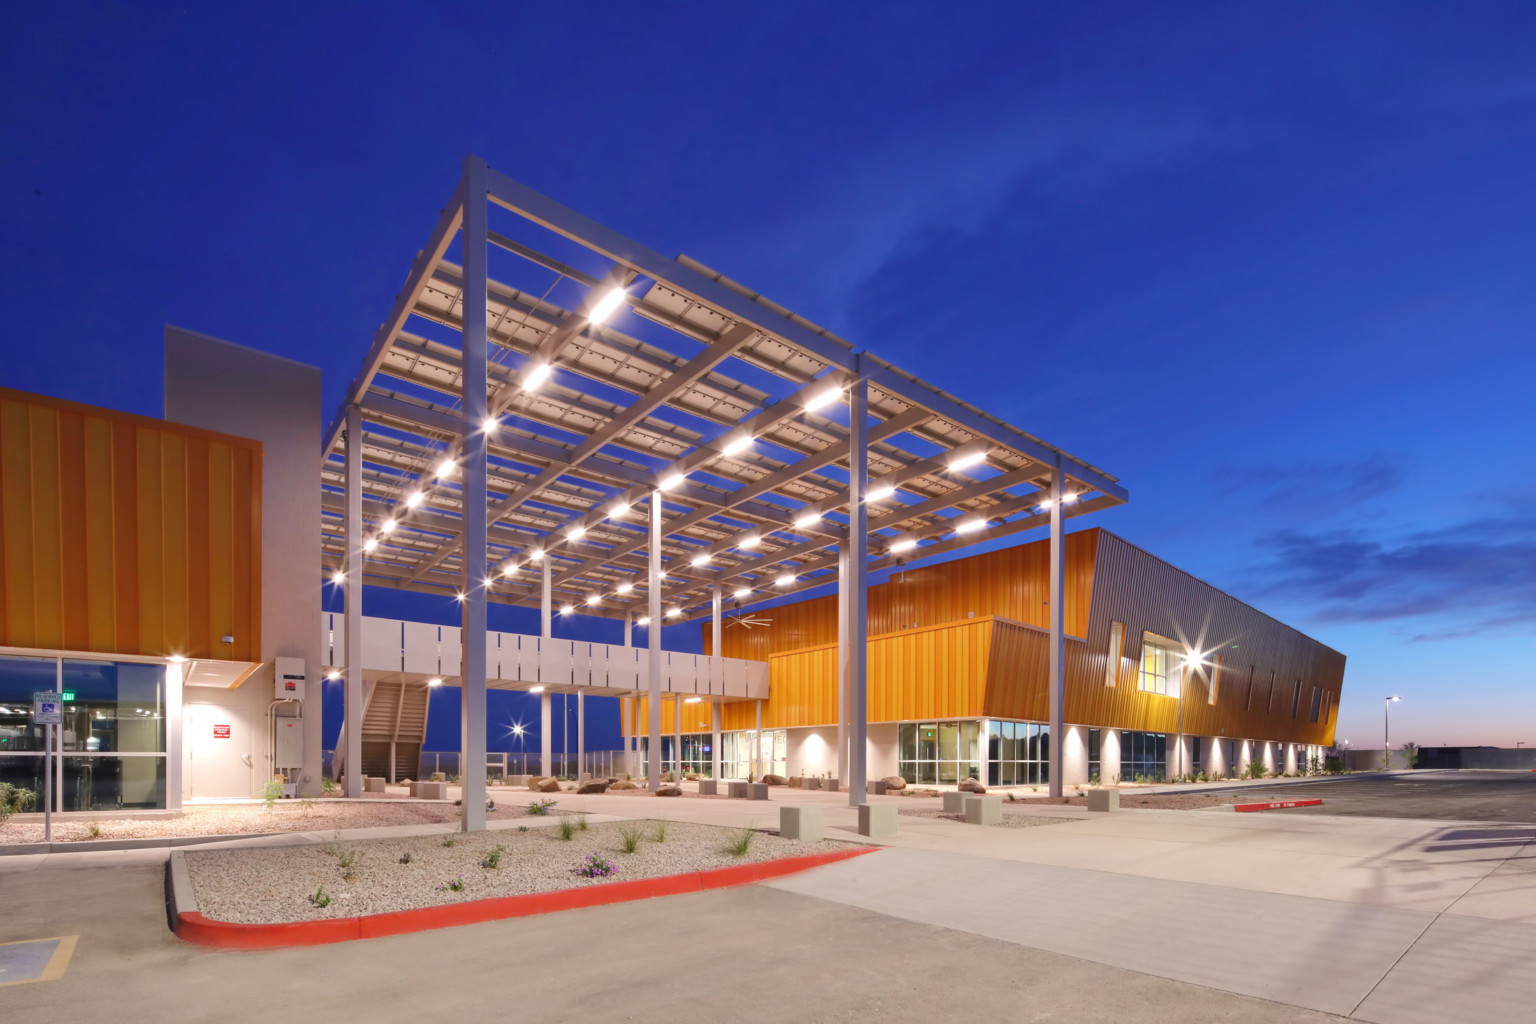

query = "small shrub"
439;876;465;892
619;825;643;853
481;844;506;869
321;776;338;796
1088;772;1101;787
309;885;331;908
87;821;103;839
0;782;38;825
652;820;668;843
518;825;529;832
398;851;413;865
262;780;283;810
441;835;457;848
528;798;556;816
727;827;754;857
557;815;577;841
1006;792;1017;802
299;796;316;817
578;852;615;878
337;850;357;870
577;813;589;832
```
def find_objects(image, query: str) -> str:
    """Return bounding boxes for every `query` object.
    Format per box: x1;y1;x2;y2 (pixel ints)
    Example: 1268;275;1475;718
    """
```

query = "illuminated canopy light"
523;362;552;390
529;685;544;693
866;484;895;504
502;565;516;578
380;519;396;534
436;458;455;478
794;512;820;529
568;525;586;541
734;587;751;599
428;677;443;687
527;549;543;562
889;537;918;553
691;553;710;567
739;534;760;550
168;654;186;663
455;591;466;602
636;616;651;626
482;416;499;434
331;570;346;583
659;472;686;491
561;604;575;616
804;384;844;412
588;286;628;324
1061;491;1079;505
363;538;378;552
616;583;633;595
949;450;987;472
722;434;753;456
587;595;601;606
326;670;340;681
666;608;681;619
609;500;628;518
776;573;795;587
683;696;702;704
955;518;986;535
406;491;424;508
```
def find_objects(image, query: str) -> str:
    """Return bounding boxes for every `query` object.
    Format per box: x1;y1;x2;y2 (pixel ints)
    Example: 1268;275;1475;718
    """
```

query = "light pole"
1384;696;1401;770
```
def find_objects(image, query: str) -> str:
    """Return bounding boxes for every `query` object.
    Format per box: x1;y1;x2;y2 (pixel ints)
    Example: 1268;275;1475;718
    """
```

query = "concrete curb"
0;831;288;857
170;846;877;949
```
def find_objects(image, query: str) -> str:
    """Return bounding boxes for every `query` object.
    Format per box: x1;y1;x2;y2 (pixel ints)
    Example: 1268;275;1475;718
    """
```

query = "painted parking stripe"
0;935;79;987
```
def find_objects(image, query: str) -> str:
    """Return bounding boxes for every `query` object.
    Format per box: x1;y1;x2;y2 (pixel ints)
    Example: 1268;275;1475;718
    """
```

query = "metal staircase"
334;679;431;782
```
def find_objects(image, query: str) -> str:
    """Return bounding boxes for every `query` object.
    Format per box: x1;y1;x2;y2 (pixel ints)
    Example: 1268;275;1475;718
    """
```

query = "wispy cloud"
1247;511;1536;641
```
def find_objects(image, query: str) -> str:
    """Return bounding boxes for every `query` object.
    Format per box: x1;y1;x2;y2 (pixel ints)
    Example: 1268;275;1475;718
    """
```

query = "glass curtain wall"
984;721;1050;787
641;730;786;780
0;655;167;810
899;721;982;786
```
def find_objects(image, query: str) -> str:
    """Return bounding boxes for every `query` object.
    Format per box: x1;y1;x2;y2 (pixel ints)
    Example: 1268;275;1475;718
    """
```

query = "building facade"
621;528;1344;785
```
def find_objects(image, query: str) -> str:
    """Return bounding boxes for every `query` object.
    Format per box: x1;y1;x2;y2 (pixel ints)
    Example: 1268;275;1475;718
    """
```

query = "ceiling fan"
725;601;773;630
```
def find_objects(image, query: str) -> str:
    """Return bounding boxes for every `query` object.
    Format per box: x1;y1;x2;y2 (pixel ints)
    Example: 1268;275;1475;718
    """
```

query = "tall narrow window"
1267;671;1277;714
1290;680;1301;719
1245;666;1256;711
1309;687;1322;723
1105;621;1125;687
1208;655;1222;705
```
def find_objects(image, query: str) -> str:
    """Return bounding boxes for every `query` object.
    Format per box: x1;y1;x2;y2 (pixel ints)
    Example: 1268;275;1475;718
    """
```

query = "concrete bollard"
749;783;770;801
942;791;968;814
780;805;824;841
825;778;840;793
858;802;898;838
1087;789;1119;812
698;780;718;795
728;781;749;799
965;795;1002;825
866;779;888;795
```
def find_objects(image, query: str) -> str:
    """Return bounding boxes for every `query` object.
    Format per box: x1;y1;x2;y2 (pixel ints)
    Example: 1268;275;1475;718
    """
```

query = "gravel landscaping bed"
1;798;544;845
186;820;851;924
897;809;1082;829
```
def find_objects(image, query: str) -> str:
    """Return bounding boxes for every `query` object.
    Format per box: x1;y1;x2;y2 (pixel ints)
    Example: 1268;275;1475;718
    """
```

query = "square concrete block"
749;783;770;801
728;781;749;799
698;780;717;795
825;778;840;793
858;802;897;838
1087;788;1119;812
800;777;821;790
364;777;386;794
509;775;528;787
866;780;888;795
409;781;448;800
942;791;968;814
780;805;824;841
965;795;1002;825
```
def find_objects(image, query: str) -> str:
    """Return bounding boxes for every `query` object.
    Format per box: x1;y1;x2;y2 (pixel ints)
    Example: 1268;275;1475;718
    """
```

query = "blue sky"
3;3;1533;751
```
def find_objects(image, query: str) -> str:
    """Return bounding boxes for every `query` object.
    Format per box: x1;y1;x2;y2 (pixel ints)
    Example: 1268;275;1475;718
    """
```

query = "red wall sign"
213;724;231;739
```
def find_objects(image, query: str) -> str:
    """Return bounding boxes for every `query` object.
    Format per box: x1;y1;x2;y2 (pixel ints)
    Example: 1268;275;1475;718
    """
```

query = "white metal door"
186;704;254;799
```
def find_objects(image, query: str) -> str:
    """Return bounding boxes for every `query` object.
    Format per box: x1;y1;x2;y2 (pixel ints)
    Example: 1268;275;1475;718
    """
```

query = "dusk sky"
3;4;1533;752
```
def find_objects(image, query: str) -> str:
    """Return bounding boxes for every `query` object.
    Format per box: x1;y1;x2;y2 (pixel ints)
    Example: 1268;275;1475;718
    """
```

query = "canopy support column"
847;362;870;806
459;154;489;832
1047;454;1066;799
711;584;723;782
541;556;552;778
647;491;663;791
343;401;363;799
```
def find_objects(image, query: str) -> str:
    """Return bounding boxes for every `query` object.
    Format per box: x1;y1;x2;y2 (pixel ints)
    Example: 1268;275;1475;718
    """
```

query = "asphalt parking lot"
1224;771;1536;823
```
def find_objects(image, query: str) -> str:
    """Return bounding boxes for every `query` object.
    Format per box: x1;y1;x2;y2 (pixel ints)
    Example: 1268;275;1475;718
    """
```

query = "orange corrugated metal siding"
0;388;262;661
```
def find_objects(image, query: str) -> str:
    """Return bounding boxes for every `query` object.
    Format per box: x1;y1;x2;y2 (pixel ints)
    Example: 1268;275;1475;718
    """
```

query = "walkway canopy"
323;155;1127;825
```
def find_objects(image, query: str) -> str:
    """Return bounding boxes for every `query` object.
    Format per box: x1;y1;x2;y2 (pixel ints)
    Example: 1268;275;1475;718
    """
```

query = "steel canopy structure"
323;155;1127;825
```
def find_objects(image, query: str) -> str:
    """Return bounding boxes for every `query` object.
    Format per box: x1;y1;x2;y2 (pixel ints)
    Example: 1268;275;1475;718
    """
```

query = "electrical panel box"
274;657;306;701
275;717;303;770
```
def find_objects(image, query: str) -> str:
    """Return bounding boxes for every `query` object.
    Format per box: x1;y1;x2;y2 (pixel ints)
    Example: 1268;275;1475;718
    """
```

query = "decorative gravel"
1;798;542;845
898;809;1082;829
185;820;852;924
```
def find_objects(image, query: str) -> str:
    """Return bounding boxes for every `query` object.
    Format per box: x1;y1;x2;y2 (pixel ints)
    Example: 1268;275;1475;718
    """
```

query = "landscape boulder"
882;776;907;791
535;777;562;793
958;777;987;794
609;779;640;790
684;773;703;781
577;780;611;794
657;785;683;797
762;774;788;786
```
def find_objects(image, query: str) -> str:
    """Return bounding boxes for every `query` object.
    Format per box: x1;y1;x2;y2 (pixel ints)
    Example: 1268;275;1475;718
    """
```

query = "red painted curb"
1234;798;1323;813
176;846;874;949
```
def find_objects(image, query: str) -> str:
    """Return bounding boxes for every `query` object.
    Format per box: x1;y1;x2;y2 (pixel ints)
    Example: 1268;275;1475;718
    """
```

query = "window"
1290;680;1301;718
1120;731;1167;782
1190;736;1202;770
1267;671;1277;714
1087;728;1101;781
1207;655;1222;705
1104;622;1124;687
1139;638;1174;695
1245;666;1256;711
1309;687;1322;724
